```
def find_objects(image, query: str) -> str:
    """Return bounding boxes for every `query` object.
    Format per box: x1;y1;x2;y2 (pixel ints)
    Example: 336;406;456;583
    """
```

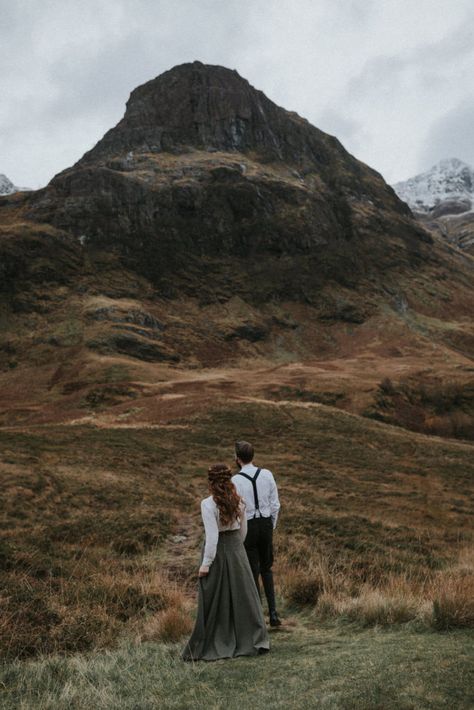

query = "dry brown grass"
1;400;473;658
432;567;474;630
367;376;474;440
281;541;425;626
0;556;192;658
138;606;193;643
317;589;427;627
281;543;474;630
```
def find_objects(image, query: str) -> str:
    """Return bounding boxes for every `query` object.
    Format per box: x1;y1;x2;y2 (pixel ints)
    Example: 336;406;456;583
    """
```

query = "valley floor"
2;621;474;710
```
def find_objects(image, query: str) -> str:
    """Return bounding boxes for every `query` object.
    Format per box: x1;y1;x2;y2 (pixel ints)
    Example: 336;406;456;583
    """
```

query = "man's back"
232;462;280;526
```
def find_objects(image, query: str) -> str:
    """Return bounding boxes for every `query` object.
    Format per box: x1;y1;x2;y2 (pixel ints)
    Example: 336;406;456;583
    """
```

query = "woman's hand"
198;565;209;577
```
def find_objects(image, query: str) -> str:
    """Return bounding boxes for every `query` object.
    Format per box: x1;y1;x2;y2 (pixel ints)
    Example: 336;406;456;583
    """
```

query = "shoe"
269;611;282;627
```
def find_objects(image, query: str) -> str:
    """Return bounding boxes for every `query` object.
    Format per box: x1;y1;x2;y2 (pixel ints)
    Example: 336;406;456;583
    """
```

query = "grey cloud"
316;109;361;141
0;0;250;185
327;0;376;25
420;97;474;171
1;0;474;186
347;20;474;102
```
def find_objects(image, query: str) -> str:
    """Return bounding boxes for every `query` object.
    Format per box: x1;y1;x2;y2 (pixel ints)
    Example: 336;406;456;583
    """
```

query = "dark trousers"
244;516;277;614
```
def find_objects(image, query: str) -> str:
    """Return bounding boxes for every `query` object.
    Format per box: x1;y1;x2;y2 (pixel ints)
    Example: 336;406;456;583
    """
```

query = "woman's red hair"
208;463;242;526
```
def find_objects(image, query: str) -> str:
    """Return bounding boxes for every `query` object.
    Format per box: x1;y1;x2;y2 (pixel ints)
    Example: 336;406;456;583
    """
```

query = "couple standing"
182;440;281;661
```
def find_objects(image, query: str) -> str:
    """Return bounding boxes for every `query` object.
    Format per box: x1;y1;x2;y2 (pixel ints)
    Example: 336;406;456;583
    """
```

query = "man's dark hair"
235;440;254;464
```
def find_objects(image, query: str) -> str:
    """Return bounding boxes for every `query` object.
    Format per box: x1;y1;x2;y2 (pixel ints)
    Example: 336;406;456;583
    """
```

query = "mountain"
0;173;18;196
393;158;474;217
0;173;31;196
0;62;473;435
393;159;474;254
26;61;430;300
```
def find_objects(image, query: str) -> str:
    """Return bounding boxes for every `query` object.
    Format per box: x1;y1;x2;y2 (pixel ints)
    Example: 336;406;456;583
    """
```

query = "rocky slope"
0;62;473;431
422;209;474;255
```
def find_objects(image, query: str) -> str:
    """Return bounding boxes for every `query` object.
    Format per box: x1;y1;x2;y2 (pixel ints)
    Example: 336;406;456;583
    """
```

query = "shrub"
379;377;395;396
315;592;343;620
139;607;193;643
285;573;324;607
432;572;474;630
50;606;118;654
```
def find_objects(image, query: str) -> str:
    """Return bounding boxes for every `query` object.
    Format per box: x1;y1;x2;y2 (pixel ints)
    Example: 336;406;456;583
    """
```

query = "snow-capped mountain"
393;158;474;216
0;174;18;196
0;174;30;195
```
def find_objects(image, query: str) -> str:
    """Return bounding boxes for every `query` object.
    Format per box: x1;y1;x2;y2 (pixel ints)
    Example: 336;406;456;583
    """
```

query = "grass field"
2;623;474;709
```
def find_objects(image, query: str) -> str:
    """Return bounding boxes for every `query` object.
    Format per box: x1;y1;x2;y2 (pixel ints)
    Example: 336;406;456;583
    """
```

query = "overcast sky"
1;0;473;189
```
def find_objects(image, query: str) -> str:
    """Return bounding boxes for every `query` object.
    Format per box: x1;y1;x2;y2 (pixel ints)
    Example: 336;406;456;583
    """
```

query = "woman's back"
201;495;244;530
201;495;247;567
182;463;269;661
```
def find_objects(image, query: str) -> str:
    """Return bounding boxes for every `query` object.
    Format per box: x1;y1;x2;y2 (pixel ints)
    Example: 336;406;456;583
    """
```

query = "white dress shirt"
232;463;280;529
201;496;247;567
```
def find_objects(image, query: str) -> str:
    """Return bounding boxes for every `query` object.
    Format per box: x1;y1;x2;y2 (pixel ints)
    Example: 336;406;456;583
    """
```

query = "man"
232;440;282;627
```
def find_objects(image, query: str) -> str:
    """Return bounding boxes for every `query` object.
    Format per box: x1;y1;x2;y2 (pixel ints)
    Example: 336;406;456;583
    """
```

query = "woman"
182;463;270;661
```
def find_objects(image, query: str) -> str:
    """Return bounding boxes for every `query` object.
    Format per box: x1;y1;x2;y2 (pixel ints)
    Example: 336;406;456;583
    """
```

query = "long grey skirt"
182;530;270;661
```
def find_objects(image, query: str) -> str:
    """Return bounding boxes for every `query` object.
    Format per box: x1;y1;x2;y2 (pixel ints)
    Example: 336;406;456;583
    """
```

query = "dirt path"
160;511;202;595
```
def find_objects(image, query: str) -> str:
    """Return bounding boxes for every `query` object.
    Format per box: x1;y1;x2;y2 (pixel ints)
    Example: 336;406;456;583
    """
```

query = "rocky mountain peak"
26;62;430;302
80;61;338;166
436;157;469;172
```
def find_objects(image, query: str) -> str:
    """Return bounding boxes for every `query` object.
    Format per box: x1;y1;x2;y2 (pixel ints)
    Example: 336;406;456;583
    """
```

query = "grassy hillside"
1;400;473;662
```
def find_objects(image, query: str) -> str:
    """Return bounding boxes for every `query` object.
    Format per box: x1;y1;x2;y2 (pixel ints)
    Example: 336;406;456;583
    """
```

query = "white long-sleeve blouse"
200;496;247;567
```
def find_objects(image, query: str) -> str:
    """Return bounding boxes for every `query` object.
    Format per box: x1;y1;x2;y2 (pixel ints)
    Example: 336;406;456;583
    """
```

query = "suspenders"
237;468;262;518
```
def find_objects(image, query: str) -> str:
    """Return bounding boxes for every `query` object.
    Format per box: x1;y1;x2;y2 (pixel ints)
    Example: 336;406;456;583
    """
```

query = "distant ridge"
0;173;18;196
0;173;31;196
393;158;474;217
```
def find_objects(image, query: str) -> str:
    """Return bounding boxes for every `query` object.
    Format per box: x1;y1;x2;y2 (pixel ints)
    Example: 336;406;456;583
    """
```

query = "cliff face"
25;61;432;300
80;61;334;163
